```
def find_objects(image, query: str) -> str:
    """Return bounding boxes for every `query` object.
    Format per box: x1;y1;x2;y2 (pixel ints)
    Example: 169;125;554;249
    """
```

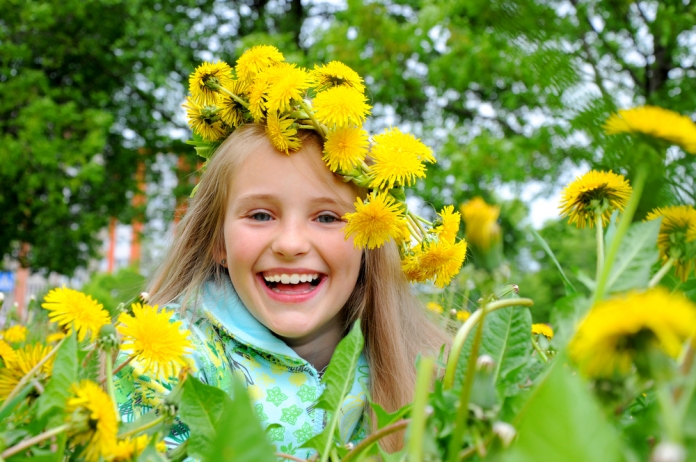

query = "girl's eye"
316;214;339;224
250;212;272;222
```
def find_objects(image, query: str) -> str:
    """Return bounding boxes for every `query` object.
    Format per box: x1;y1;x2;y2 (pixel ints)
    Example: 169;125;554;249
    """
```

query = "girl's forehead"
229;141;359;205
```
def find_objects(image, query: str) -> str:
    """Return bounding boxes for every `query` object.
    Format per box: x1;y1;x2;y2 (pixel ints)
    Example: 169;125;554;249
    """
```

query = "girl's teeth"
264;273;322;284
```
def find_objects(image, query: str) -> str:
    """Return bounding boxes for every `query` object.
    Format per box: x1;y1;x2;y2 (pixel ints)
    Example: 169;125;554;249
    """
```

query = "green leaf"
302;321;364;462
500;355;623;462
205;378;276;462
549;294;590;347
36;333;77;420
455;303;533;397
605;219;660;293
370;401;411;428
178;375;229;459
531;229;577;294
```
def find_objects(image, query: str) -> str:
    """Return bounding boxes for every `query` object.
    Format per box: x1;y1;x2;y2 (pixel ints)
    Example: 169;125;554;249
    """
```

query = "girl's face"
222;140;363;346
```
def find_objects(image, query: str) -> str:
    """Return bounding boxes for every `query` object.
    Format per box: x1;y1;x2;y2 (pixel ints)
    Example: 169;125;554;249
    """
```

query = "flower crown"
184;45;467;288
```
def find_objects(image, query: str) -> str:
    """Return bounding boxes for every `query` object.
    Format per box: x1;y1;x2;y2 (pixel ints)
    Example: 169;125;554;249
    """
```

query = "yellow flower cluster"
646;205;696;281
604;106;696;154
570;288;696;378
184;45;467;287
532;323;554;340
559;170;632;228
460;197;501;251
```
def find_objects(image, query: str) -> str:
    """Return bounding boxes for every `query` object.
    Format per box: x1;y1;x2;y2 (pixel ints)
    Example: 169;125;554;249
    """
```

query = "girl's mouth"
257;272;326;300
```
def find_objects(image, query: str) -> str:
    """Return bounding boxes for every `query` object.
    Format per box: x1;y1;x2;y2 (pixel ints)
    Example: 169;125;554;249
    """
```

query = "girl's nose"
270;220;311;258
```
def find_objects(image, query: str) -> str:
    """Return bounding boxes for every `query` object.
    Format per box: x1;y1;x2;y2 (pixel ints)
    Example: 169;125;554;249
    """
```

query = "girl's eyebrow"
234;193;351;208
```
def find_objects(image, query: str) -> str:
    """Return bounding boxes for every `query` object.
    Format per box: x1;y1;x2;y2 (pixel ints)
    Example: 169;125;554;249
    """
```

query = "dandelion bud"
97;324;119;352
345;442;355;450
450;309;458;317
651;442;686;462
140;292;150;303
476;355;495;373
492;422;516;447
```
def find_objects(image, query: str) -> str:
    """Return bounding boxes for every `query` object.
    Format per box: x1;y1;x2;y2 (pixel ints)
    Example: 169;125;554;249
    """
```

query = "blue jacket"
115;278;369;459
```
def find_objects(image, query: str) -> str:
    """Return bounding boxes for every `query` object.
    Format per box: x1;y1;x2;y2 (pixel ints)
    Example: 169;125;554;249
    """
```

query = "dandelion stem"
104;352;117;414
1;423;70;459
216;86;250;109
531;336;548;363
360;160;373;175
406;214;424;241
443;298;534;390
406;219;423;244
408;357;435;462
446;297;489;462
342;419;410;462
119;413;167;439
102;354;136;384
656;381;682;443
676;341;696;422
298;124;315;130
592;165;647;305
415;215;433;226
648;258;675;288
595;213;604;283
409;212;427;237
298;100;328;138
0;337;65;414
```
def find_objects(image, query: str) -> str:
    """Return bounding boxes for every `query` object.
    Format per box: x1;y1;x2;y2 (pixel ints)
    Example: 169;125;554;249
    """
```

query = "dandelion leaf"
36;332;77;420
499;354;623;462
605;219;660;293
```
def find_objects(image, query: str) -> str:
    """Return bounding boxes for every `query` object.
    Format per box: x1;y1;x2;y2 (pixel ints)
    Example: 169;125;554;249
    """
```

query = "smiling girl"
118;46;467;457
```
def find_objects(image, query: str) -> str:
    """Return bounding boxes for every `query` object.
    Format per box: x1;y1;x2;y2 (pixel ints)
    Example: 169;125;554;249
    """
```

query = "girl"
118;47;459;457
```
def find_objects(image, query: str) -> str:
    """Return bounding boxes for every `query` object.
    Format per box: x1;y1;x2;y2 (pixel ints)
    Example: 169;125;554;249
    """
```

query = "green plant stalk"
408;211;427;238
592;165;648;305
119;414;167;438
406;213;425;241
342;419;410;462
298;124;315;130
531;336;548;363
595;213;604;282
1;423;70;459
406;219;423;244
104;352;118;414
298;100;328;138
677;341;696;422
446;300;489;462
443;298;535;389
408;357;435;462
648;257;676;288
415;215;433;226
275;452;307;462
656;381;682;443
0;337;65;414
216;85;250;109
100;353;136;385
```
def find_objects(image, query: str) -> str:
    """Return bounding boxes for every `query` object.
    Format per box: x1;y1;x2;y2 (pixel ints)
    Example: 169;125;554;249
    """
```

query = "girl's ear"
214;244;228;268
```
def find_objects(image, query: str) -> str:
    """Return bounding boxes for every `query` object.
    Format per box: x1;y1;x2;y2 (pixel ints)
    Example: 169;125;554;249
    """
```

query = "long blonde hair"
149;124;450;450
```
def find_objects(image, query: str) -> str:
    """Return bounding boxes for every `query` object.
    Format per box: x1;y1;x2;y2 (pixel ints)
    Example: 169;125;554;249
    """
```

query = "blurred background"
1;0;695;321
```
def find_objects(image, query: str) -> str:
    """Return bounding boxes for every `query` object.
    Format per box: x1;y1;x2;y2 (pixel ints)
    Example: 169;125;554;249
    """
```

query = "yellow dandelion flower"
156;440;167;453
646;205;696;282
42;287;110;342
0;344;54;400
559;170;632;229
46;332;66;343
323;126;369;173
570;288;696;378
343;191;408;249
265;64;312;114
434;205;461;244
219;80;249;128
416;239;468;288
532;323;554;340
0;340;16;364
403;240;468;287
457;311;471;322
235;45;285;83
248;73;270;122
460;197;501;251
67;380;118;462
426;302;444;314
183;97;227;142
312;61;365;93
2;325;27;343
604;106;696;154
110;435;151;462
188;61;234;105
117;303;193;380
370;127;435;189
312;86;371;127
266;111;301;154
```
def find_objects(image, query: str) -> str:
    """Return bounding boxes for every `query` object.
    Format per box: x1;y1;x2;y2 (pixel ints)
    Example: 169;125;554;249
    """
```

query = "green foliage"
81;267;146;317
604;219;661;294
36;333;77;420
499;357;623;462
